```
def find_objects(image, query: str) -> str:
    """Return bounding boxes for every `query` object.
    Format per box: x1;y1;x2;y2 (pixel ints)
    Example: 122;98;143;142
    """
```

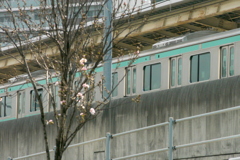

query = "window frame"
112;72;118;97
143;63;161;91
220;45;234;78
30;88;43;112
170;56;182;88
49;84;59;112
190;52;211;83
0;95;12;118
17;90;25;118
125;66;137;96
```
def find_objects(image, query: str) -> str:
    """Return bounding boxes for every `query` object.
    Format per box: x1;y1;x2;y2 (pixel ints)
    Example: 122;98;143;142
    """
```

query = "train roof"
139;28;240;58
152;30;219;49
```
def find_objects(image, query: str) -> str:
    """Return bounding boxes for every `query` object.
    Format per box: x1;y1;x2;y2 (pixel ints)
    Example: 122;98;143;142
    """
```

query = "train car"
0;28;240;122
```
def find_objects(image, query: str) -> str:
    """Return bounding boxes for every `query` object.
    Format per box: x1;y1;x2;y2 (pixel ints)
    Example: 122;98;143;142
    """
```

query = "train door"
49;84;59;112
220;45;234;78
169;56;182;88
17;90;25;118
30;88;43;112
125;66;136;96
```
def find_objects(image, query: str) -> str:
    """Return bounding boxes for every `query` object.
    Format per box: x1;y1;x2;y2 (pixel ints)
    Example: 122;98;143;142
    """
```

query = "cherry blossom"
77;92;84;99
60;100;66;105
46;119;54;125
79;58;87;65
77;92;83;97
81;67;87;71
90;108;95;115
82;83;89;89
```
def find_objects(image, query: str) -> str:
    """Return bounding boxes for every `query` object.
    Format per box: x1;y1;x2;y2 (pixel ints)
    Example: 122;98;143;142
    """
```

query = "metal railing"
8;105;240;160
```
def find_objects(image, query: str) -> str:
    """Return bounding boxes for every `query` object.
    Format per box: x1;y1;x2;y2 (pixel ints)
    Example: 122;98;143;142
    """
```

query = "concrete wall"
1;75;240;160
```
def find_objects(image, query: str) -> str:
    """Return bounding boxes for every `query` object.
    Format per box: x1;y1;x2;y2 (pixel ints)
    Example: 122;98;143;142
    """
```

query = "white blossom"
60;100;66;105
77;92;83;97
90;108;95;115
81;67;87;71
79;58;87;65
82;83;89;89
46;119;54;125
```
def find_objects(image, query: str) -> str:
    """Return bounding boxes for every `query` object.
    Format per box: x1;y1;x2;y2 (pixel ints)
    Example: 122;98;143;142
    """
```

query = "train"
0;27;240;122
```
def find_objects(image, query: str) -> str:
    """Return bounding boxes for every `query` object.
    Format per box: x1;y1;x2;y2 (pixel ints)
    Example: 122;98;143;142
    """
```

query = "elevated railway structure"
0;0;239;80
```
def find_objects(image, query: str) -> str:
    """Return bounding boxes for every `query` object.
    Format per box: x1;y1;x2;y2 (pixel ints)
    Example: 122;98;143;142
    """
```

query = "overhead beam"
180;24;203;31
109;0;240;41
197;17;238;31
116;42;137;50
142;45;153;51
158;30;179;37
133;36;156;44
0;44;57;68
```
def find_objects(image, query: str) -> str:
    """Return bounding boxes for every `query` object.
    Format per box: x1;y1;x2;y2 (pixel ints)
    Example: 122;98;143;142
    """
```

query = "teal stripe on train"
155;35;240;58
7;77;59;92
95;56;151;72
0;113;41;122
155;45;199;59
202;35;240;49
0;118;16;122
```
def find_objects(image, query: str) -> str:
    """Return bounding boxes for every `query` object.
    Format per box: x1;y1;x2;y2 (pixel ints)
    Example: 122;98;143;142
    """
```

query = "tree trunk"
54;140;63;160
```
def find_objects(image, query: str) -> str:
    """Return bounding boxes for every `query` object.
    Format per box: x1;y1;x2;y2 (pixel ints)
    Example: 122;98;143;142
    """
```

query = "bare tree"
0;0;152;159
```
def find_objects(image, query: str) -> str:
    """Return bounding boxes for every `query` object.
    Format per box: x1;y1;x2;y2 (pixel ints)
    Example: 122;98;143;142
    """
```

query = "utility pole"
103;0;113;99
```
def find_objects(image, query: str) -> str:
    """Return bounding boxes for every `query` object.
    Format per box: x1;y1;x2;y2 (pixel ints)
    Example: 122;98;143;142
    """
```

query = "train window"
17;91;25;117
143;63;161;91
190;52;210;83
170;59;176;86
170;56;182;87
133;68;136;93
178;58;182;85
30;88;43;112
220;46;234;78
125;67;136;95
126;68;131;95
0;96;12;117
221;48;227;77
112;72;118;97
49;85;59;111
230;47;234;76
55;86;60;108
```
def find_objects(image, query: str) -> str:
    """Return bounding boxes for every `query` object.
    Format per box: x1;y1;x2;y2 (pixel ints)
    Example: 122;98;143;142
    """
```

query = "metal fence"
8;105;240;160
